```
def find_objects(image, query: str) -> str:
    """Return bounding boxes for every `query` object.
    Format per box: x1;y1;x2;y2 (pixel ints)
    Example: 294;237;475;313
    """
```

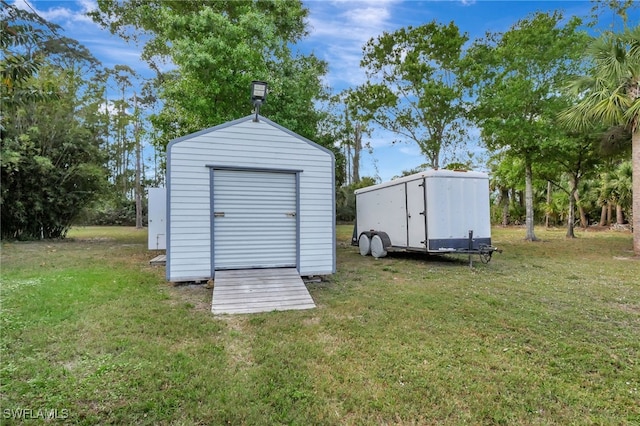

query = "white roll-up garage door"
212;169;297;270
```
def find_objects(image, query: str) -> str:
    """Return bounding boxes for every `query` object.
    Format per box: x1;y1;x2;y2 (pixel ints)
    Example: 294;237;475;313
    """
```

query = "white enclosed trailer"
354;170;498;262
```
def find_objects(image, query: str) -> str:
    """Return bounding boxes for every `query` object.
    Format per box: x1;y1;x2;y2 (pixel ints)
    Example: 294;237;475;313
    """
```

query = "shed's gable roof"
167;115;334;159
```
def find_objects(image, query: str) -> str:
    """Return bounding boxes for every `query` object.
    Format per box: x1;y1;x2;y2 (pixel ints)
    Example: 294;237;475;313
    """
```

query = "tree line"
1;0;638;256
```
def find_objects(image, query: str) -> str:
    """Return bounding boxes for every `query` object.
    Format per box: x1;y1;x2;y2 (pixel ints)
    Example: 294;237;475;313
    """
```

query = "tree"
353;21;469;170
559;25;640;255
1;3;106;239
322;90;373;186
602;161;634;224
90;0;328;149
133;92;143;229
542;131;601;237
0;0;60;113
104;64;138;197
464;12;588;241
488;153;526;226
1;64;106;239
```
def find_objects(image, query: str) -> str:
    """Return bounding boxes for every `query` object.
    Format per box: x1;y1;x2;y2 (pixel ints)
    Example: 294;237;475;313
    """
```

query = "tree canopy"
463;12;589;241
560;24;640;254
90;0;329;148
2;0;638;249
353;21;469;170
1;2;106;239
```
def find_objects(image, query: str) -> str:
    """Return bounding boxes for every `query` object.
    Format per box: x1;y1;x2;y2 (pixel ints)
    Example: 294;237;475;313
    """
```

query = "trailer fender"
370;231;391;259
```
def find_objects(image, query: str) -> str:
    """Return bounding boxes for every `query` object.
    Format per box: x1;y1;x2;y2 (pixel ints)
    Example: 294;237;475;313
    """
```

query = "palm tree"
559;26;640;255
596;172;612;226
606;161;634;224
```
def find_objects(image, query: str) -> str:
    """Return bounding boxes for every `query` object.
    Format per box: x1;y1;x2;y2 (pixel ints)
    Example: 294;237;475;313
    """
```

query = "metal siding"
355;171;491;255
167;116;335;282
425;175;492;240
147;188;166;250
355;182;407;246
213;169;297;269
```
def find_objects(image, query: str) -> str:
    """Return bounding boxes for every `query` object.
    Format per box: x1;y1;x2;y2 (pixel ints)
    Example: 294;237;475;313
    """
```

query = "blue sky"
15;0;638;182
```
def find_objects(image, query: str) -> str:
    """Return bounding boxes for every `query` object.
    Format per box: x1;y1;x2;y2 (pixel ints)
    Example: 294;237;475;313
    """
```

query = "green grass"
1;225;639;424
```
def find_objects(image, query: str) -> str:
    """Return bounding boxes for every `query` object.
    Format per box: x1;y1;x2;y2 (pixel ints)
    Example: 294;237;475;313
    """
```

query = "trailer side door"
406;178;427;250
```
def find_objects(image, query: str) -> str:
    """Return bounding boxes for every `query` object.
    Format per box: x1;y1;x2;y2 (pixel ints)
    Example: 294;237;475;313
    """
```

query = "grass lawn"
1;225;639;424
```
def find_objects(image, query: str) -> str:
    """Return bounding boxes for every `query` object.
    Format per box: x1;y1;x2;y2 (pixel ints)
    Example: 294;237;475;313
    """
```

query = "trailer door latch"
214;212;225;218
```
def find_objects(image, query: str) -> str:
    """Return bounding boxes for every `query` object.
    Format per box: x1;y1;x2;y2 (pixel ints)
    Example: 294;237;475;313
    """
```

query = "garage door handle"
214;212;225;217
286;212;296;217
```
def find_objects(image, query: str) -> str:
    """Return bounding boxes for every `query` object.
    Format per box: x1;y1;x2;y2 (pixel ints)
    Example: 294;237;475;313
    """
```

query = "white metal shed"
165;115;335;282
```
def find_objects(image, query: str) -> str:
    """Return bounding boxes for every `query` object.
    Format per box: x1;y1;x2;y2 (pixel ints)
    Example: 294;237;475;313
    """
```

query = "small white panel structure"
165;115;335;282
147;187;166;250
355;170;492;254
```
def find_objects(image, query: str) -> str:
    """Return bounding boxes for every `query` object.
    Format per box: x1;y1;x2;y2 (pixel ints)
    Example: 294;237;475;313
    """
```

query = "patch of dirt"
302;316;320;326
613;256;640;261
614;303;640;314
215;316;255;368
166;283;212;312
583;225;613;232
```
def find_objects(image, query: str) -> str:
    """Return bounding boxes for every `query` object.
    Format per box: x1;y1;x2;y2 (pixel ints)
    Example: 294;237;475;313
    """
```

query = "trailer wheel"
358;233;371;256
370;235;388;258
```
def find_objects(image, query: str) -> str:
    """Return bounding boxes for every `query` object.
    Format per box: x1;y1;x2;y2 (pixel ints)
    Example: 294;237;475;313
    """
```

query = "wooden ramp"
211;268;316;315
149;254;166;266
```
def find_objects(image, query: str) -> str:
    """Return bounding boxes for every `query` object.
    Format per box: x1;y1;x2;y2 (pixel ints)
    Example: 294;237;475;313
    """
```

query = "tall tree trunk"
574;188;588;228
616;204;624;224
566;177;577;238
632;128;640;255
524;157;538;241
545;180;552;228
353;122;361;183
501;188;510;226
607;203;613;225
134;93;143;230
121;87;127;198
599;204;608;226
518;190;525;208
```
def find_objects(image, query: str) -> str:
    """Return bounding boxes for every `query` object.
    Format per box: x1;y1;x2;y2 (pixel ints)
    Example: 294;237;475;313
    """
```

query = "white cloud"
12;0;96;25
398;145;420;156
14;0;154;78
304;0;404;91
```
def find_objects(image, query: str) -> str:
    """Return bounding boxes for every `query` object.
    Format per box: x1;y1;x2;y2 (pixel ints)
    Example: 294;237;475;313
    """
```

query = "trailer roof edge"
354;169;488;194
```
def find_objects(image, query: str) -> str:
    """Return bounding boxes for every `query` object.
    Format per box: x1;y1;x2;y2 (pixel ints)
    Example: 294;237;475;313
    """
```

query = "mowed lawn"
1;225;638;424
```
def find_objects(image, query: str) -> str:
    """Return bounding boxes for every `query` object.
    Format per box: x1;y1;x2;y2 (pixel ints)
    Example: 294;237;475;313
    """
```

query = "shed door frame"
207;165;302;277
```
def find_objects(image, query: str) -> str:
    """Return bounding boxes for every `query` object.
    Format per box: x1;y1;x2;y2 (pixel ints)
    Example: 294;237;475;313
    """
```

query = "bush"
76;198;147;226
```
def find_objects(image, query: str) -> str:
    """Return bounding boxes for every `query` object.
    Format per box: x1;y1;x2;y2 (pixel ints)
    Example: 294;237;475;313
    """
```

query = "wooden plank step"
212;268;316;315
149;254;166;266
